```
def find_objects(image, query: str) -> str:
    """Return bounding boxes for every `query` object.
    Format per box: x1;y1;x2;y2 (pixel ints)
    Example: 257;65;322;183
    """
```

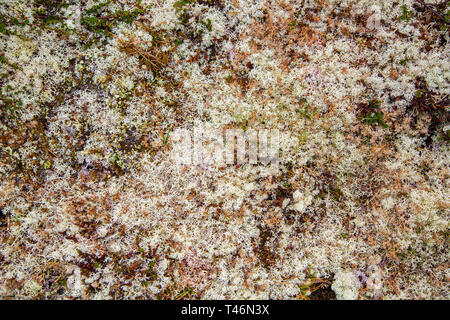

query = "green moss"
399;5;414;22
200;18;212;32
0;13;30;35
174;0;197;25
296;100;317;121
0;93;22;121
81;1;147;37
0;20;9;35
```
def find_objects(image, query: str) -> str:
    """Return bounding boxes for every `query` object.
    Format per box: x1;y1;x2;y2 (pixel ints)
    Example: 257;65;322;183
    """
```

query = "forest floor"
0;0;448;299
